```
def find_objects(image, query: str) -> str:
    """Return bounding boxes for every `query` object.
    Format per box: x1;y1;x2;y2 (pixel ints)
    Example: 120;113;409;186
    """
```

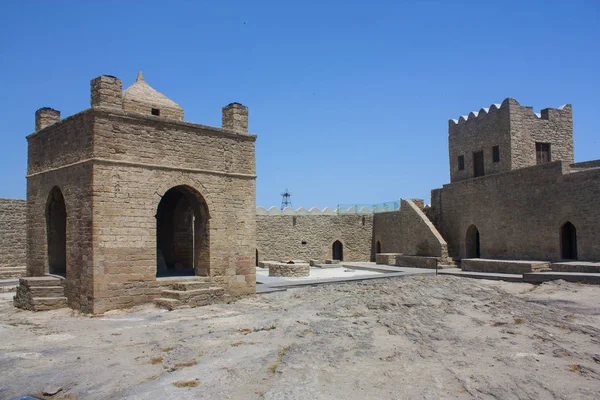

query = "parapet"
256;206;373;215
91;75;123;109
35;107;60;131
222;103;248;133
448;98;572;133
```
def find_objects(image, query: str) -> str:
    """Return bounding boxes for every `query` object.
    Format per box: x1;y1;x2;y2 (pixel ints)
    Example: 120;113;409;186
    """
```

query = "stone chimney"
35;107;60;131
222;103;248;133
90;75;123;109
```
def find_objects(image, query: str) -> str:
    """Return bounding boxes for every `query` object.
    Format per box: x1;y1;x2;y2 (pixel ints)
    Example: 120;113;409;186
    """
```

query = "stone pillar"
35;107;60;131
222;103;248;133
90;75;123;109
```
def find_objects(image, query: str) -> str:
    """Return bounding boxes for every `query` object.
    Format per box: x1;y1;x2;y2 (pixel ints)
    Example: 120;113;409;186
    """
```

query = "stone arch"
46;186;67;276
156;185;210;277
332;240;344;261
560;221;578;260
376;240;382;254
465;225;480;258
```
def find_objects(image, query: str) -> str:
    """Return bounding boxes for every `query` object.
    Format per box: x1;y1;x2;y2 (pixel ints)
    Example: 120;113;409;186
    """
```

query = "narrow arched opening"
256;249;259;267
332;240;344;261
376;240;382;254
466;225;480;258
46;186;67;276
560;221;578;260
156;185;209;278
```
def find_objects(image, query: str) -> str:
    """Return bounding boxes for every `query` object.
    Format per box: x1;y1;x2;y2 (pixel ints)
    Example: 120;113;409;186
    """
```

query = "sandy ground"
1;275;599;399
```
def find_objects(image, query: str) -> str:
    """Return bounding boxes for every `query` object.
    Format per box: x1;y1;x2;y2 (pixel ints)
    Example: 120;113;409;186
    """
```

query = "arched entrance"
46;186;67;276
560;222;577;260
332;240;344;261
376;241;382;254
156;186;209;278
466;225;480;258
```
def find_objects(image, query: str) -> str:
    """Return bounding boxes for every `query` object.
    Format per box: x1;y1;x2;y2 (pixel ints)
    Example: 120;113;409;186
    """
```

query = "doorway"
466;225;480;258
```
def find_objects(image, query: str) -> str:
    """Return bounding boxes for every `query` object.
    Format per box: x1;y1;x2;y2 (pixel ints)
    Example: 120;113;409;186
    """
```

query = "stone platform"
376;253;455;269
462;259;551;274
523;272;600;284
268;262;310;277
551;261;600;273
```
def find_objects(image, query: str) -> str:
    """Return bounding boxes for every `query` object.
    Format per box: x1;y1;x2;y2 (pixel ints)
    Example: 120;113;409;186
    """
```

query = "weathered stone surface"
257;214;373;263
268;262;310;277
448;98;573;183
373;199;449;261
462;259;551;274
21;73;257;314
0;199;26;270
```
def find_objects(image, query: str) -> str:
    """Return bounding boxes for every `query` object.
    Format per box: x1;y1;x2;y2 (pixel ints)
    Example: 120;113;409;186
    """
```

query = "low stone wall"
396;255;440;269
551;262;600;273
0;198;27;268
462;259;551;274
268;263;310;277
376;253;402;265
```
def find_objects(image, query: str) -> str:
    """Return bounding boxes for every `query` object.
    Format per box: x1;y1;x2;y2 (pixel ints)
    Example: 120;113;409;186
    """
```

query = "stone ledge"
462;259;551;274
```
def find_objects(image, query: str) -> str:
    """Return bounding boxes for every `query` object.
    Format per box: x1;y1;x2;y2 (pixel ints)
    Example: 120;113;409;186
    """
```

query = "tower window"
536;142;551;164
151;108;160;116
492;145;500;163
458;155;465;171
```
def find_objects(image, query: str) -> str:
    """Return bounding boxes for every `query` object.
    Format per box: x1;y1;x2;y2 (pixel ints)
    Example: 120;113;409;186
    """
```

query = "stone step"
162;287;224;300
28;285;65;297
0;267;27;279
30;296;68;311
171;280;213;291
20;276;64;288
154;298;181;311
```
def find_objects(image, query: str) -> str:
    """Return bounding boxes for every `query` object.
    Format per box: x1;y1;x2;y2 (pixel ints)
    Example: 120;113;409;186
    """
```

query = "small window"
458;155;465;171
492;145;500;163
301;241;307;246
362;216;366;226
151;108;160;116
473;151;484;177
536;142;551;164
292;216;297;226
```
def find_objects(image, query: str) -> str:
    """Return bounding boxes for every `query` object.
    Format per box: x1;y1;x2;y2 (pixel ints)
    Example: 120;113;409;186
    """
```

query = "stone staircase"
13;276;68;311
0;266;27;279
154;278;226;310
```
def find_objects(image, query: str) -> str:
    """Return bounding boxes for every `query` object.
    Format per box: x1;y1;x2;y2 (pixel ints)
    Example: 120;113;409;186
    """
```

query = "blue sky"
0;1;598;208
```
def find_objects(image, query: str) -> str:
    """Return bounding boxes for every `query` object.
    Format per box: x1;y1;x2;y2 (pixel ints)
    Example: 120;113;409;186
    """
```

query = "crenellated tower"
448;98;573;182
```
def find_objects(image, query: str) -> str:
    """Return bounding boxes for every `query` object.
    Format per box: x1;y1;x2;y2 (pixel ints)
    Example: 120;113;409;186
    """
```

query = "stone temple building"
13;72;257;313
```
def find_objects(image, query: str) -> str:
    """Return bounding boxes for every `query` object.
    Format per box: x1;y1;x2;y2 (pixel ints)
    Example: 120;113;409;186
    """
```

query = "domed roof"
122;72;184;120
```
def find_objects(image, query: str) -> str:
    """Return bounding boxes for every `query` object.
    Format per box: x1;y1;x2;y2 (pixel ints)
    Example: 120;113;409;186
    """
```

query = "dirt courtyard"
1;275;599;399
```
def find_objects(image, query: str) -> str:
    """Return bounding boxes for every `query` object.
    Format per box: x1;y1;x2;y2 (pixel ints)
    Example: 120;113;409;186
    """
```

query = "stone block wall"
431;161;600;261
256;209;373;263
372;199;448;260
88;109;256;313
449;98;572;182
0;199;26;267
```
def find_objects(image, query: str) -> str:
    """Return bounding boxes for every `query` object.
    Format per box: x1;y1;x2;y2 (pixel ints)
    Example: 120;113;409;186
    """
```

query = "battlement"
448;97;573;183
256;206;373;215
449;98;571;131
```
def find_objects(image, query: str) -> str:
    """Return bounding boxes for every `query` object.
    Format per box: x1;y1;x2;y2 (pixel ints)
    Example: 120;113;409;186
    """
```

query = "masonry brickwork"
431;161;600;261
449;98;573;182
0;199;27;268
256;208;373;263
372;199;449;260
21;73;257;313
